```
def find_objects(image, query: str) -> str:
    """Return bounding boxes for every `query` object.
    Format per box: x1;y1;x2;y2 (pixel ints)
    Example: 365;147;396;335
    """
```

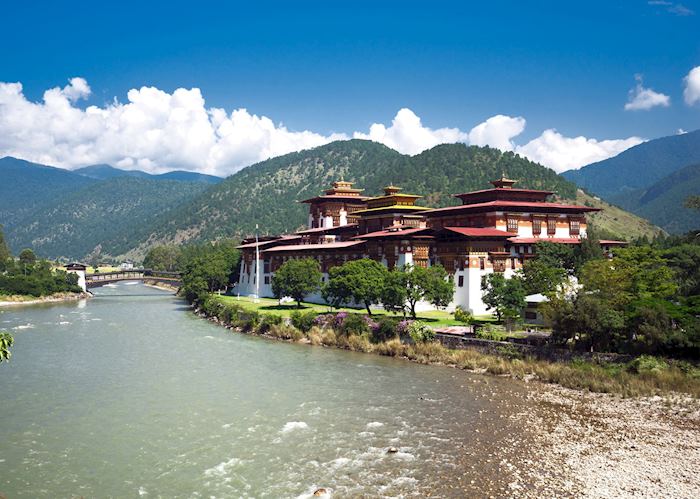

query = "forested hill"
129;140;658;258
562;129;700;198
5;177;210;260
608;163;700;234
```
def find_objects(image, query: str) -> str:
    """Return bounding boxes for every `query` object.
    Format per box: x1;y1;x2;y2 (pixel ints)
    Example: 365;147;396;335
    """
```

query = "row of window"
507;217;580;235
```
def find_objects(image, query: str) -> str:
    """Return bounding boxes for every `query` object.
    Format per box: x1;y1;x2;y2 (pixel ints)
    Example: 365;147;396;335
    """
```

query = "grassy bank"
199;295;700;398
0;291;88;306
217;295;494;327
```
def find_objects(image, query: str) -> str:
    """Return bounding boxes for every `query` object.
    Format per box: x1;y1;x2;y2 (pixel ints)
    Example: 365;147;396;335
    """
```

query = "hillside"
125;140;659;258
5;177;210;260
0;157;97;225
562;129;700;198
606;163;700;234
74;164;222;184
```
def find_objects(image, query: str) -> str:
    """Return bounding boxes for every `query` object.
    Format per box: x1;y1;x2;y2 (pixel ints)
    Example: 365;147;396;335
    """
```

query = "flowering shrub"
339;313;369;336
334;312;348;328
396;320;414;338
407;321;435;343
313;314;332;328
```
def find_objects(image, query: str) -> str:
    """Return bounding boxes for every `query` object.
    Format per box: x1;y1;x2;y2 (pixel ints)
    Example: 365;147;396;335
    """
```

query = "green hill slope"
6;177;210;260
562;129;700;198
0;156;97;225
608;163;700;234
126;140;658;258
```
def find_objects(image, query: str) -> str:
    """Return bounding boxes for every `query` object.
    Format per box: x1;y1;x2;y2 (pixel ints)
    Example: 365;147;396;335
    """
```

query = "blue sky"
1;0;699;175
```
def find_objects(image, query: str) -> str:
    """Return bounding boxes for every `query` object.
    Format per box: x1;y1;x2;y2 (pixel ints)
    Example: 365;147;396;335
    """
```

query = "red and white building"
235;177;625;314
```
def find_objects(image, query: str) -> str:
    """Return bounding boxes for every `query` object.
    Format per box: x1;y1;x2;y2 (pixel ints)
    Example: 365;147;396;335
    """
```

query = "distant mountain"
5;177;210;260
73;164;151;180
74;163;222;184
123;139;660;260
609;163;700;234
562;129;700;198
0;156;96;225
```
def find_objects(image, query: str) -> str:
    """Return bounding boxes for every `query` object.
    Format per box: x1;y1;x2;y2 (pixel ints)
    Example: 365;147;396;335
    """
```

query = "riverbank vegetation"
0;331;12;362
195;294;700;397
0;226;82;298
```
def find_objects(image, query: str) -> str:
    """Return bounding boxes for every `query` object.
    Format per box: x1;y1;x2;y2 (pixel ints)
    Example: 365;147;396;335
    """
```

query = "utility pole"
254;223;260;303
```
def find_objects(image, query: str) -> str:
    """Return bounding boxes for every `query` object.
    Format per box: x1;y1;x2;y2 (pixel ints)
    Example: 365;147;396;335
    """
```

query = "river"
0;282;552;498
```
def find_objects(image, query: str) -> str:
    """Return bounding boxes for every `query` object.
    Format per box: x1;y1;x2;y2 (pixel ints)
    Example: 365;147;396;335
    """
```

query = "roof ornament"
490;173;517;189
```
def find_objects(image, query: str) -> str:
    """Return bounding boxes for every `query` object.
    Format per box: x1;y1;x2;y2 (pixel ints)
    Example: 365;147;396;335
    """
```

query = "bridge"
85;269;182;289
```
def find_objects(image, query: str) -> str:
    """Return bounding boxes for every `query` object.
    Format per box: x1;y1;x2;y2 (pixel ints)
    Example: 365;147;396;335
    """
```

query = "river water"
0;283;552;498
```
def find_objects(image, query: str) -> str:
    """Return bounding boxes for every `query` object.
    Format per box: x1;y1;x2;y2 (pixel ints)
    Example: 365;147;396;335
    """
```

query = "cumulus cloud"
467;114;526;151
352;108;467;155
684;66;700;106
0;77;643;176
515;130;644;173
624;75;670;111
0;79;345;176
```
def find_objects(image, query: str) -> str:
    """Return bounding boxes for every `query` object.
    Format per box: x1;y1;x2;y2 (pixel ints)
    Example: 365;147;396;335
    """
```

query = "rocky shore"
520;386;700;498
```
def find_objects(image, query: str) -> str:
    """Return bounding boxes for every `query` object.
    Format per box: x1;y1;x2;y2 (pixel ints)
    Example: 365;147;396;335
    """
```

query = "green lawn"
217;295;494;327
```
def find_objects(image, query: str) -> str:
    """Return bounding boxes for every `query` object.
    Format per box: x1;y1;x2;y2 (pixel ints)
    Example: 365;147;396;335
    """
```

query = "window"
533;218;542;236
570;219;580;235
507;217;518;233
547;218;557;235
511;257;516;270
525;311;537;320
458;275;464;287
263;260;270;273
264;276;270;285
479;257;485;270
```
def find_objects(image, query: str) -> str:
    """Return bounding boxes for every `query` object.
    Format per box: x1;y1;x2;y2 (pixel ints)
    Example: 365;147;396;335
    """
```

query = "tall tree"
324;258;387;315
0;225;11;269
271;258;322;308
481;273;526;323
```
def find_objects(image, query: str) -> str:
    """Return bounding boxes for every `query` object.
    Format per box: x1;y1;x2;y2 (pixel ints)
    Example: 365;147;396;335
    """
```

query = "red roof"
599;239;628;246
422;200;601;215
453;187;554;198
236;235;300;249
299;195;370;204
441;227;512;238
261;240;365;253
352;227;432;239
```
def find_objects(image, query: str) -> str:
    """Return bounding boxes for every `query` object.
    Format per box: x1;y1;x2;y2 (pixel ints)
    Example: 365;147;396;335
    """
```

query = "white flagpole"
255;223;260;302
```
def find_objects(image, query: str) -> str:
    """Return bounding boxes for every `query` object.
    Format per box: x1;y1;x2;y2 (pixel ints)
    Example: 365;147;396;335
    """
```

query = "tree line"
0;225;82;297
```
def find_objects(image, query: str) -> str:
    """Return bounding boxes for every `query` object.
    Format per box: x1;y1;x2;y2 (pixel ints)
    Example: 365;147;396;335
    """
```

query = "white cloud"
353;108;467;155
624;76;670;111
515;130;644;172
0;78;643;176
467;114;526;151
684;66;700;106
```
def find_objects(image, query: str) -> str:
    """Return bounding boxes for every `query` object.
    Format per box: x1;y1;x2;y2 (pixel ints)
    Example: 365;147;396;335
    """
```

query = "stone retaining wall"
436;334;634;364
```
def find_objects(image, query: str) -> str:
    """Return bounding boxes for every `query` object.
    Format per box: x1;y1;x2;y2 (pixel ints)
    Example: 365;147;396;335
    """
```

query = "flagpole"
254;223;260;302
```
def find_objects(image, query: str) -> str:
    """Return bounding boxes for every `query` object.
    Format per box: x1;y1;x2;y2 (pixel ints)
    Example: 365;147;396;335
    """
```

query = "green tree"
481;273;526;323
324;259;387;315
18;248;37;267
271;258;322;308
0;331;13;363
381;268;408;315
0;225;11;270
393;264;454;319
518;258;567;295
143;245;182;271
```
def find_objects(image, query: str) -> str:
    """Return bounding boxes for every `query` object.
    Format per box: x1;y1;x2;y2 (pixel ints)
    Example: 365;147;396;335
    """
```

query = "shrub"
290;310;317;333
454;306;474;324
627;355;669;374
234;311;260;331
339;314;370;336
321;329;338;346
258;313;283;333
476;324;507;342
396;319;414;339
496;343;523;360
375;338;405;357
269;323;301;340
346;334;372;352
407;321;435;343
307;326;324;345
372;317;398;343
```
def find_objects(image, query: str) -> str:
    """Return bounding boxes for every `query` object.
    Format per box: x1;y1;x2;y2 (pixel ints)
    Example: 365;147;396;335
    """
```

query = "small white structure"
120;261;134;270
65;262;88;292
523;293;549;325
